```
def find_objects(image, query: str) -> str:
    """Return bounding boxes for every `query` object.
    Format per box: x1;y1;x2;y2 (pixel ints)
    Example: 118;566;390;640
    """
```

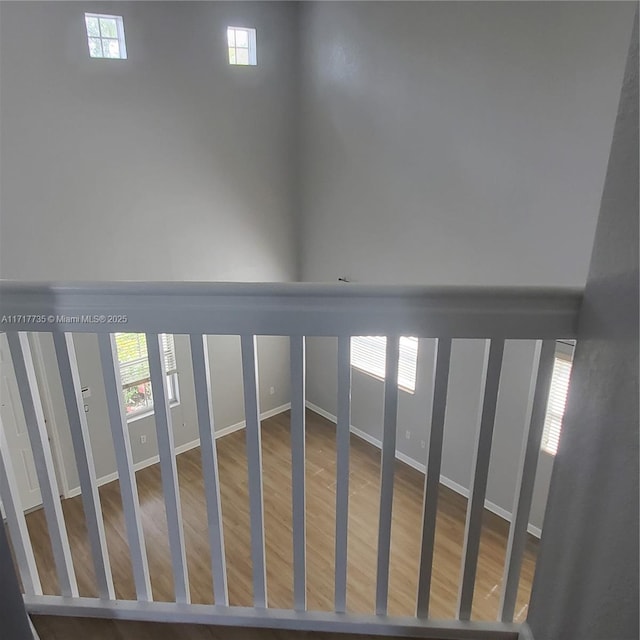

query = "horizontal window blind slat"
351;336;418;392
541;353;572;455
161;334;177;375
116;333;177;386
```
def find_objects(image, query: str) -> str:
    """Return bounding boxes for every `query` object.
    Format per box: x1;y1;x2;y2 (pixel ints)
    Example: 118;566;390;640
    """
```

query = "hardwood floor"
20;409;537;637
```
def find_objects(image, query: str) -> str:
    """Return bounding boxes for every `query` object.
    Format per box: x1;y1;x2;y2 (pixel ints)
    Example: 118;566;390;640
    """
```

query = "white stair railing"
6;331;78;598
190;333;228;606
416;337;452;618
53;331;114;600
97;332;152;601
0;282;580;639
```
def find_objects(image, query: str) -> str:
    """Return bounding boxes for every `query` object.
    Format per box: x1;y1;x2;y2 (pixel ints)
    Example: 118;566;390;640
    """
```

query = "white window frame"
115;333;179;422
84;13;127;60
350;336;419;393
227;26;257;66
541;340;574;456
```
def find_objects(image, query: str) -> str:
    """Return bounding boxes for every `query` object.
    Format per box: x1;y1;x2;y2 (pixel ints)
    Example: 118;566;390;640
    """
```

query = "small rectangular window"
85;13;127;60
351;336;419;393
541;341;574;455
227;26;257;66
115;333;178;420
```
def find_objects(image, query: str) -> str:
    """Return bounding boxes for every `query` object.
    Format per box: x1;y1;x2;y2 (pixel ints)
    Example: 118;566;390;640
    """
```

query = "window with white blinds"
541;346;573;455
350;336;419;392
115;333;178;418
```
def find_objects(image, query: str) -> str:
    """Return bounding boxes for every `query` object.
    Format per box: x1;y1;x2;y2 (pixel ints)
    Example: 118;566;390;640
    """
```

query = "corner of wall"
291;0;305;283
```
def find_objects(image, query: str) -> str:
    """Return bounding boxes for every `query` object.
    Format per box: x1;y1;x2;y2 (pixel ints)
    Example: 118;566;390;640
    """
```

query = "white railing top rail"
0;281;582;339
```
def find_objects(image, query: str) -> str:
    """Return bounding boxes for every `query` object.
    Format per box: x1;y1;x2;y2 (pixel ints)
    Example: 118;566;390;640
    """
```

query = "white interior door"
0;335;42;511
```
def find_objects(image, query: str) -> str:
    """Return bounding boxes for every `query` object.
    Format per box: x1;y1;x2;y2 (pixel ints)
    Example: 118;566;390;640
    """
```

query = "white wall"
298;1;634;531
298;1;633;287
0;1;298;491
0;1;297;282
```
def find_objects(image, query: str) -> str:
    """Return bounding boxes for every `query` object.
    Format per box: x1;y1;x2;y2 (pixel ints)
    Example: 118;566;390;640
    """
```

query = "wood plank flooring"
19;409;537;637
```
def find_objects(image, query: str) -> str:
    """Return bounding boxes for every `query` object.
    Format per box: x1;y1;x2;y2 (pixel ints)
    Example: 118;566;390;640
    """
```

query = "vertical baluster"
240;334;267;608
416;338;452;617
375;337;400;616
0;415;42;596
147;333;190;604
97;333;152;601
290;335;307;611
334;336;351;613
189;334;228;606
7;332;77;597
457;339;505;621
53;332;114;599
499;340;556;622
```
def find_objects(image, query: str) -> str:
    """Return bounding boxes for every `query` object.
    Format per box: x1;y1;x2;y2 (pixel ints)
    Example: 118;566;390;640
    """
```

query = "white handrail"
0;281;582;339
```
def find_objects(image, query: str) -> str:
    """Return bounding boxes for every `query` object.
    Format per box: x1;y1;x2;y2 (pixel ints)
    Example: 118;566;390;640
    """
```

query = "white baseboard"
306;401;542;539
305;402;337;424
65;403;291;498
214;402;291;439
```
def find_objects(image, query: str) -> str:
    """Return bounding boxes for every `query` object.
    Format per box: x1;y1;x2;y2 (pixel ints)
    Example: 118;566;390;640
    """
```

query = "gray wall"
529;12;638;638
0;1;297;282
298;1;634;530
0;1;297;491
298;1;633;287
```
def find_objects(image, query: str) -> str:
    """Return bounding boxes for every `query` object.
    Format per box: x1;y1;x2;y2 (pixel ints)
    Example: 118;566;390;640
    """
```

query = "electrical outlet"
421;440;426;449
269;386;275;395
140;435;147;444
405;430;411;440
